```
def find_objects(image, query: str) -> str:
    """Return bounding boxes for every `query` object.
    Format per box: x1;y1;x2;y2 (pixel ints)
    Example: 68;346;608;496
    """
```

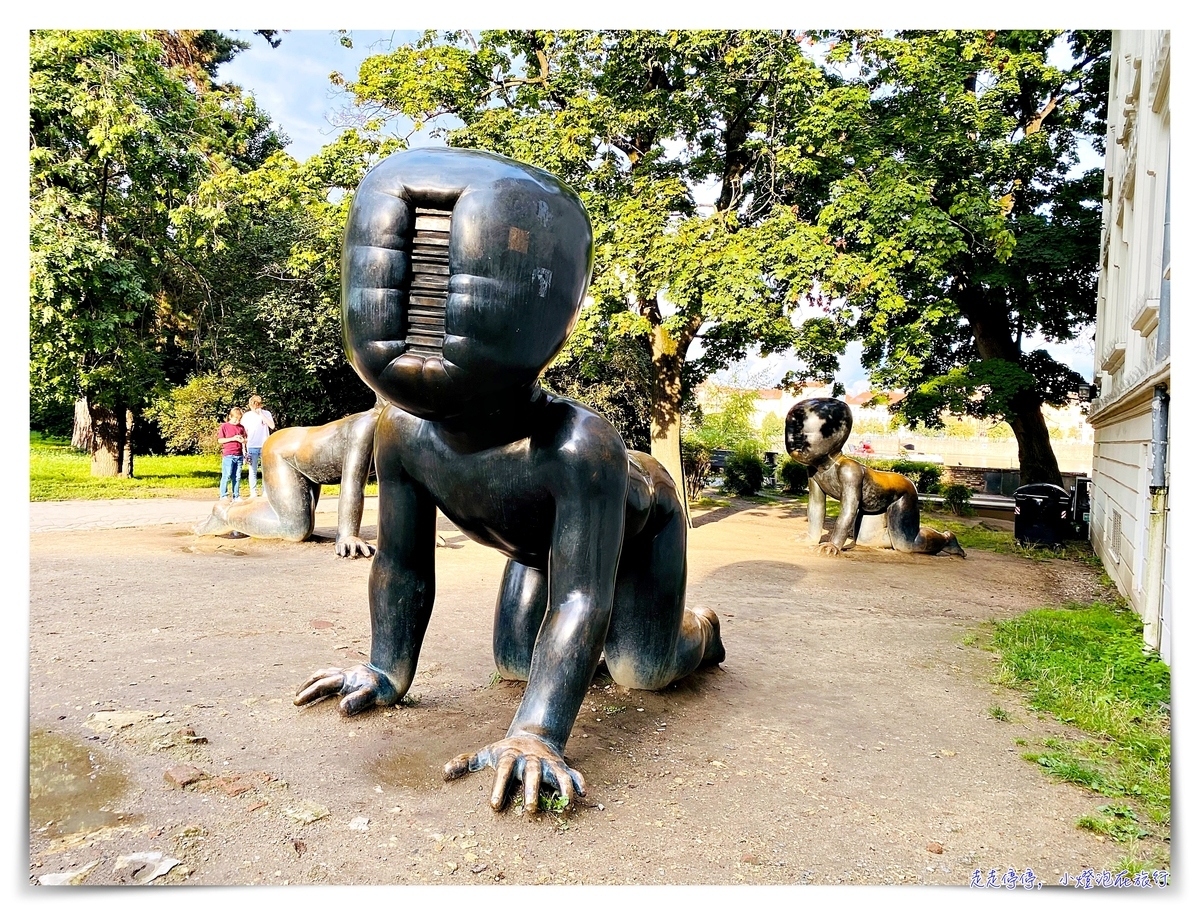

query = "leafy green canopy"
792;30;1108;429
29;30;283;418
164;128;402;430
31;30;400;446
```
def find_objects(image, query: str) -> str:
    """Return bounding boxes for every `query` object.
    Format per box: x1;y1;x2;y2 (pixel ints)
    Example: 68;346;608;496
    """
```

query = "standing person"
241;394;276;498
217;406;248;501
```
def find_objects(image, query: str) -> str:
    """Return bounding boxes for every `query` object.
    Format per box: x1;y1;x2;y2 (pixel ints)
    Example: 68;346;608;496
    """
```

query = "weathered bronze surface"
295;147;724;813
785;398;965;557
195;401;383;557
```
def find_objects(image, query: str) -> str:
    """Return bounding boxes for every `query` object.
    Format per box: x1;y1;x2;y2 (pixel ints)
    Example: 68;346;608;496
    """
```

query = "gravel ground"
28;498;1132;888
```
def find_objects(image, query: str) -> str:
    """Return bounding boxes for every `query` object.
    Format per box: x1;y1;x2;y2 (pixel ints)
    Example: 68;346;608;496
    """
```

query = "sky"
217;28;1097;395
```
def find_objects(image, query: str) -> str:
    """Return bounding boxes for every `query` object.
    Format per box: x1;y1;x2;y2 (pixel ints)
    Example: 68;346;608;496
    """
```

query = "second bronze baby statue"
295;147;725;813
786;398;965;558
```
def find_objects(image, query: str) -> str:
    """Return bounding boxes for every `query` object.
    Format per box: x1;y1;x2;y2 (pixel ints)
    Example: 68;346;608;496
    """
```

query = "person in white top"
241;394;276;497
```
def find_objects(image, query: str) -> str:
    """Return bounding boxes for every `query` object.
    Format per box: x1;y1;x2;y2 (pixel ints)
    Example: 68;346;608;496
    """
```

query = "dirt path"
29;500;1116;886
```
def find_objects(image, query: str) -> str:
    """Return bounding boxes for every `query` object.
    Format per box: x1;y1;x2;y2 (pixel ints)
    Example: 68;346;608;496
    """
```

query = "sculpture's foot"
194;504;233;537
691;605;726;666
816;542;843;557
942;533;967;558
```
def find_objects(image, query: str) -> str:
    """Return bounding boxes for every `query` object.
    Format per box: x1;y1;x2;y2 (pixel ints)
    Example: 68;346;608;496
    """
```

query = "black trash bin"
1068;477;1091;540
1013;483;1071;547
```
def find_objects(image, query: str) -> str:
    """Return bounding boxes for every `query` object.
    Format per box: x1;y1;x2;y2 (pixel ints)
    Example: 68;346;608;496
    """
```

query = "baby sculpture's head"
342;147;594;422
784;398;853;466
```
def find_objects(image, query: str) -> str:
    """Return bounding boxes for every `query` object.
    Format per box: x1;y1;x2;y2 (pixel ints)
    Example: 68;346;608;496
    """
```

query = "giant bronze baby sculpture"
786;398;965;558
294;147;725;814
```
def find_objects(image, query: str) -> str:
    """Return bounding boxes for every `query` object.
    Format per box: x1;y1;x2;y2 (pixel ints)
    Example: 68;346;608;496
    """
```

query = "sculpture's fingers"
294;673;344;706
338;686;378;717
297;668;344;691
546;760;576;807
568;766;587;798
444;753;473;781
522;758;542;813
491;751;518;810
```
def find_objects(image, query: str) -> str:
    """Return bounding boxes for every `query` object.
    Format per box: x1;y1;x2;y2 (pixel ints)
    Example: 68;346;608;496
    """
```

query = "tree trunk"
89;402;122;478
121;408;135;478
71;397;94;452
963;294;1065;488
649;324;691;526
1007;392;1064;488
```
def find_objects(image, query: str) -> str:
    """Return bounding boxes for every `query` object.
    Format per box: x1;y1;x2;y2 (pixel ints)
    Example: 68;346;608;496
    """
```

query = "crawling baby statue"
294;147;725;814
785;398;965;558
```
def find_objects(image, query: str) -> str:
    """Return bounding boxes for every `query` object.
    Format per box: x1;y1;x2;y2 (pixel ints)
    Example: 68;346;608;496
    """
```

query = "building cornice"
1088;359;1170;426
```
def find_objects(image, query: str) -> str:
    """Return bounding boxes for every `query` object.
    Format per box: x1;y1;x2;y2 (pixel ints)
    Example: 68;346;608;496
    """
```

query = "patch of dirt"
30;501;1123;886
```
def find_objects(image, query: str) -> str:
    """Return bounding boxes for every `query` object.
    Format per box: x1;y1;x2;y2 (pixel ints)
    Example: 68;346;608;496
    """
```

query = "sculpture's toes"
691;605;726;666
194;510;231;537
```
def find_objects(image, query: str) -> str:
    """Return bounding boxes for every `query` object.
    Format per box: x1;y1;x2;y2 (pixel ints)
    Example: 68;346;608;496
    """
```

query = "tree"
166;129;401;433
29;30;284;474
685;385;762;452
338;29;845;502
794;30;1109;485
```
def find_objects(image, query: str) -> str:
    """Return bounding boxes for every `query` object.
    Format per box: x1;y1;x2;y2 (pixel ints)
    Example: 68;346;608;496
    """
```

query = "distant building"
1088;30;1171;661
747;382;832;433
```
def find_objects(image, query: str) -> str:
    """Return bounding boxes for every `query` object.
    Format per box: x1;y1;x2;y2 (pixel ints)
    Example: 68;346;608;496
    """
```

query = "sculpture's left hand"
294;663;398;714
444;735;586;814
335;535;376;558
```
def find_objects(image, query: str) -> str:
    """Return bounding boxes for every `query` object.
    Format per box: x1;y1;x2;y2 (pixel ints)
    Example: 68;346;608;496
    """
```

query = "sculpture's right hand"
335;535;377;558
294;664;399;715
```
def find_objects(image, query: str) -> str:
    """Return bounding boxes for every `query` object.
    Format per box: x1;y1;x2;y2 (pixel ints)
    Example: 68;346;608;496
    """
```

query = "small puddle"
29;729;131;838
367;746;452;791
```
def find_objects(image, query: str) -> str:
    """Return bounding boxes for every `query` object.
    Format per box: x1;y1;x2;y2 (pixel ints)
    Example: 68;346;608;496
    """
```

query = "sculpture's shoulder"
834;452;866;473
375;403;429;457
537;393;629;480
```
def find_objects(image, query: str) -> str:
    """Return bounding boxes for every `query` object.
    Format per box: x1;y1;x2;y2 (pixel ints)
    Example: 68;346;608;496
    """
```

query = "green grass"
1077;805;1148;842
940;518;1101;566
988;705;1009;721
989;600;1171;862
30;433;378;502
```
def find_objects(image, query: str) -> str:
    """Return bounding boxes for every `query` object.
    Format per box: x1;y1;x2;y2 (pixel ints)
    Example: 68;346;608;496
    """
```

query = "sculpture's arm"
296;458;437;713
509;475;624;752
445;448;626;813
807;476;826;542
335;411;380;558
823;463;863;552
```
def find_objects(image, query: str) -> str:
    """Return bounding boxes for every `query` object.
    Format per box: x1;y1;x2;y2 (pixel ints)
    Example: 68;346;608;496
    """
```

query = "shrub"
681;436;713;502
722;441;766;496
148;372;253;454
777;455;809;494
942;483;975;516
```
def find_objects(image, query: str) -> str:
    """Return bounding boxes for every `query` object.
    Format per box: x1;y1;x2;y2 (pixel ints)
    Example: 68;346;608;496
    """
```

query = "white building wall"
1088;30;1171;658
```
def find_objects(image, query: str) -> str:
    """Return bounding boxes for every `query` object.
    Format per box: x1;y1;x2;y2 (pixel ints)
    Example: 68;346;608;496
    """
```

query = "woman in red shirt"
217;407;248;500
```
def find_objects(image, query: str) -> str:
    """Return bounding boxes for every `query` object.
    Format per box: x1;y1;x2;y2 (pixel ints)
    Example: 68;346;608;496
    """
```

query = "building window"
1110;509;1123;565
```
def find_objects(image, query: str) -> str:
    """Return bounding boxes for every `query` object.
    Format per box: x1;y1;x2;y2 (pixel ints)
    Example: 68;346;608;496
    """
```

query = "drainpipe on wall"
1142;165;1170;654
1143;386;1169;652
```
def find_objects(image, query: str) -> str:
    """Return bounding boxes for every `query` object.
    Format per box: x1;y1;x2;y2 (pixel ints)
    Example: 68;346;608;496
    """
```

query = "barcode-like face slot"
406;206;452;357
